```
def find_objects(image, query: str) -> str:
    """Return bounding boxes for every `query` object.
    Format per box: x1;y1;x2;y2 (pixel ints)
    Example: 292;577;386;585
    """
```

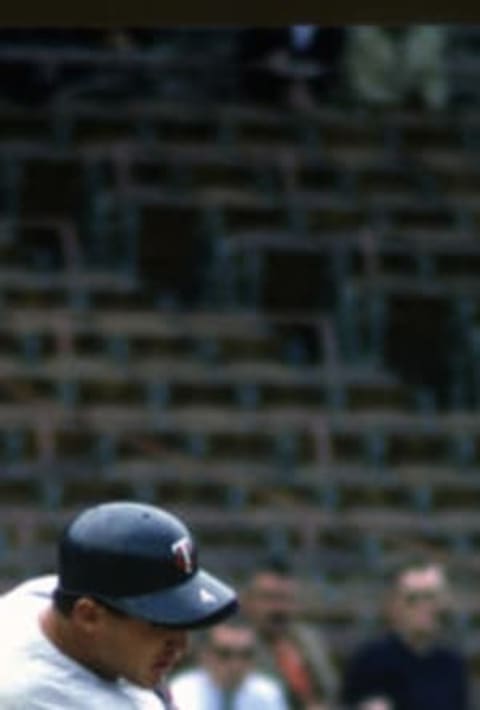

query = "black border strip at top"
0;0;479;26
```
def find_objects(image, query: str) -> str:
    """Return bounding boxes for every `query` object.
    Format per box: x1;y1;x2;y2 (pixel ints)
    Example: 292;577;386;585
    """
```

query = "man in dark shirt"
341;557;470;710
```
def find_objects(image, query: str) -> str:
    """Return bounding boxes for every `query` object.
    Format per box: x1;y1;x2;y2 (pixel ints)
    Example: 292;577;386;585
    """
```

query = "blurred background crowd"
0;24;479;708
0;27;457;109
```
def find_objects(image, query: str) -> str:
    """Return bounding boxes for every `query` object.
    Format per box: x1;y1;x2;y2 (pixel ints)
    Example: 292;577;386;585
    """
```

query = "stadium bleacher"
1;26;480;694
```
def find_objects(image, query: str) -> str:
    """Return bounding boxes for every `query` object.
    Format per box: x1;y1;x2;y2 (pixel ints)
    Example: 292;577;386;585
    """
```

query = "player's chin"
128;653;178;689
137;662;171;689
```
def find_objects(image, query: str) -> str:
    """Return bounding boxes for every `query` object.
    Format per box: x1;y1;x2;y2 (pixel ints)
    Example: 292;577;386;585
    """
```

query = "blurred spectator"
237;27;345;108
241;558;338;709
170;617;288;710
341;557;470;709
344;26;448;110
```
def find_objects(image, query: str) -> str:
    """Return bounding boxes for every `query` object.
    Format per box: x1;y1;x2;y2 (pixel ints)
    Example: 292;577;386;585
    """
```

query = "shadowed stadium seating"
1;27;480;693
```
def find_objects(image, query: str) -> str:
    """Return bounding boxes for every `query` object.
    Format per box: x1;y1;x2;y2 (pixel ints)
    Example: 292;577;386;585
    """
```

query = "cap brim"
97;569;238;629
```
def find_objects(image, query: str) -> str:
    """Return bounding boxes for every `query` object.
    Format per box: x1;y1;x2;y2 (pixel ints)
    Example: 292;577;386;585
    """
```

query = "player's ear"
71;597;105;632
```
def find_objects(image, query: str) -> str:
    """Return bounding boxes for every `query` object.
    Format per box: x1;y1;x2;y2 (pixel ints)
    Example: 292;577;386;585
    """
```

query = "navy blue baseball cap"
56;501;238;628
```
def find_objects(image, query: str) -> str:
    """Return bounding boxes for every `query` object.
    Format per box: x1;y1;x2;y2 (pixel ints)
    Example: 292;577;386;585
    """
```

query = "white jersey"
170;667;289;710
0;575;164;710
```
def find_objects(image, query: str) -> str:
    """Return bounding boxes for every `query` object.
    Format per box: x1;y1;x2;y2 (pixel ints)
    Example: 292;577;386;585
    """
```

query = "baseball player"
0;500;238;709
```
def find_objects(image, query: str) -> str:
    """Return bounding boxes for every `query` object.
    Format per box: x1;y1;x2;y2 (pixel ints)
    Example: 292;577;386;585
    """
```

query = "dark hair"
53;588;82;616
204;614;256;646
256;553;293;577
53;588;127;618
209;614;252;633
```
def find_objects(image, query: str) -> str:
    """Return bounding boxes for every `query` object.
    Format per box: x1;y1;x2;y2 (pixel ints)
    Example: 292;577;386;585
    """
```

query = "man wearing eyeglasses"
340;557;470;710
170;618;288;710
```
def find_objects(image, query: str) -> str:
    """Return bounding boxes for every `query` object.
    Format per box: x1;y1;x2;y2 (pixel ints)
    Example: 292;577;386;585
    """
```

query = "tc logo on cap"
172;536;195;574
